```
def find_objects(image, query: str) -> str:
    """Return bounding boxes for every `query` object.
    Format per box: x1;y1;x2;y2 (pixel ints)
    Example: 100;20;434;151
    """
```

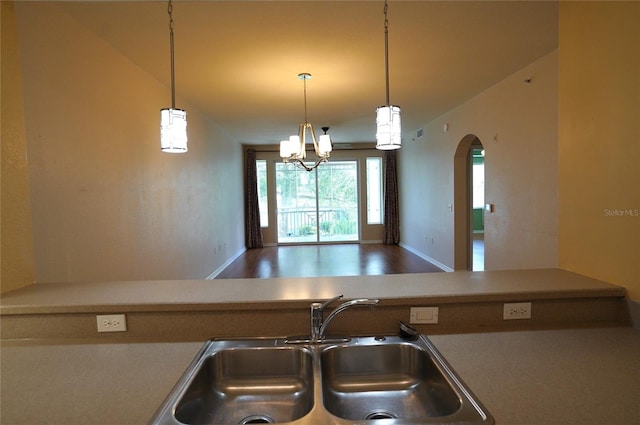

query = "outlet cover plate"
97;314;127;332
503;302;532;320
410;307;439;324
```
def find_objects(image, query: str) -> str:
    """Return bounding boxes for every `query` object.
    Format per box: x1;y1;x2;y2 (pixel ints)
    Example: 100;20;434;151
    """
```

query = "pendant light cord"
168;0;176;109
384;0;390;105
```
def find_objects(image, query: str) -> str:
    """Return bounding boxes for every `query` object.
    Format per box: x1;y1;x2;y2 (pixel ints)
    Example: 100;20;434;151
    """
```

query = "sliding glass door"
276;161;358;243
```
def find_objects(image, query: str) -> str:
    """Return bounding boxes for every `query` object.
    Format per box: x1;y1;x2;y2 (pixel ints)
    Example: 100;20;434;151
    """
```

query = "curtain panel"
383;150;400;244
244;148;264;248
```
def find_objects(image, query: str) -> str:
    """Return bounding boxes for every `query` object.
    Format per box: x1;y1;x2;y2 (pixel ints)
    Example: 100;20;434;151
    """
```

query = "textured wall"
399;51;559;271
558;2;640;301
13;2;244;283
1;2;36;293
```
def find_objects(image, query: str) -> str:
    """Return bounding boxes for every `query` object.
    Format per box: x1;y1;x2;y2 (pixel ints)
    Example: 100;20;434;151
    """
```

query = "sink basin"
321;342;461;420
155;340;314;425
150;336;493;425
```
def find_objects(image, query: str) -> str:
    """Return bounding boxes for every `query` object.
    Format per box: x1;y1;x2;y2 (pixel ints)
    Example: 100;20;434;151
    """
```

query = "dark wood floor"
215;244;444;279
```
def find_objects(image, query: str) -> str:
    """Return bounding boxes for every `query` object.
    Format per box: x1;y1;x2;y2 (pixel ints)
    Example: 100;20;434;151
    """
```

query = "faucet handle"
318;294;344;311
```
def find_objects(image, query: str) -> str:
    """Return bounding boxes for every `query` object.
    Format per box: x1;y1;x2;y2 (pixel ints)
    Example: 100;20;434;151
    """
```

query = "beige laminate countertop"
0;269;626;315
2;327;639;425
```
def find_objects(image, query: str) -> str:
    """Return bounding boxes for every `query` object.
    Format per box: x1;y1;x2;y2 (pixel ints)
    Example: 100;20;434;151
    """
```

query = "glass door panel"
276;163;318;243
317;161;358;242
275;161;359;244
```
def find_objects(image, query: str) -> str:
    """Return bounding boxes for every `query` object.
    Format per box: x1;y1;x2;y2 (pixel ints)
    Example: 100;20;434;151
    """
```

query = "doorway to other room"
471;143;485;271
454;134;486;271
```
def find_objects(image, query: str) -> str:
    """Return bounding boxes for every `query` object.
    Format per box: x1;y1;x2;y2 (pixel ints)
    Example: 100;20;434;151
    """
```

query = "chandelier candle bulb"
290;135;303;158
319;134;332;155
280;140;291;158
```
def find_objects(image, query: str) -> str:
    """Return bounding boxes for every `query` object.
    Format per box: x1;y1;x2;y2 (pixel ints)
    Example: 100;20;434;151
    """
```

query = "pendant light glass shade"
376;105;401;150
160;108;188;153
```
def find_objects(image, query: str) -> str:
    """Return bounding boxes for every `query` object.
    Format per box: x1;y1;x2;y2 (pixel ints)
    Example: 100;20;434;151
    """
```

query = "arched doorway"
453;134;485;270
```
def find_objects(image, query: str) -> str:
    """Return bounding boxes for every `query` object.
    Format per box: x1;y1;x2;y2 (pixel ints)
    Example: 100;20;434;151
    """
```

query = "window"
366;157;383;224
256;160;268;228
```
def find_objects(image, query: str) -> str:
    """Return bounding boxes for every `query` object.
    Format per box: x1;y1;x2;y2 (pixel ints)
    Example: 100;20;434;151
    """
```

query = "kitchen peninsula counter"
0;269;631;340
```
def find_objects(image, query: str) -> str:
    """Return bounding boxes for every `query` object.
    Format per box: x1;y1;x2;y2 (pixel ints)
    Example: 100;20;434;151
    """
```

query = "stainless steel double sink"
150;335;494;425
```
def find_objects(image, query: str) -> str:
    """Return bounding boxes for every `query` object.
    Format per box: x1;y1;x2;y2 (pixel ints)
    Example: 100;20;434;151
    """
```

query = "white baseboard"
206;247;247;279
399;242;454;272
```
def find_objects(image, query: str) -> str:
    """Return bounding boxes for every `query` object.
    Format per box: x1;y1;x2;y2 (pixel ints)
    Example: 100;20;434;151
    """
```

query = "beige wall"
9;2;244;283
558;2;640;301
399;51;559;271
1;2;36;293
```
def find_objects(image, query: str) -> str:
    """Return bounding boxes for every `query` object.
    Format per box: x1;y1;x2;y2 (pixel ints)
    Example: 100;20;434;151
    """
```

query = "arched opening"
453;134;484;270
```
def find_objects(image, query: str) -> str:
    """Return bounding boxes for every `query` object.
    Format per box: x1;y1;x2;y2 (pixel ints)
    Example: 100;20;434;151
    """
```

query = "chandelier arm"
309;124;320;157
291;158;325;172
292;159;312;172
299;123;307;160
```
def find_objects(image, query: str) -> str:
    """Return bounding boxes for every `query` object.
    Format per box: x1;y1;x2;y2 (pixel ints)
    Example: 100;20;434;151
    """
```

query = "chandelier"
160;0;188;153
376;0;401;150
280;73;332;172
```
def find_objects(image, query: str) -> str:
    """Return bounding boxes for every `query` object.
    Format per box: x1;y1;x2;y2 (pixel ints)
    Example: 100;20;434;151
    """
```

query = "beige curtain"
244;148;263;248
383;150;400;244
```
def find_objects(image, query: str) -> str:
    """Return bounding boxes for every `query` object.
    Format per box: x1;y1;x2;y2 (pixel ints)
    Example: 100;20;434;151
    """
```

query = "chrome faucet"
310;294;380;342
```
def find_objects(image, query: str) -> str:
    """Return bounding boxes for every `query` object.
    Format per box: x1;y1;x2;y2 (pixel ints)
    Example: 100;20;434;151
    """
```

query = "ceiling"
59;1;558;146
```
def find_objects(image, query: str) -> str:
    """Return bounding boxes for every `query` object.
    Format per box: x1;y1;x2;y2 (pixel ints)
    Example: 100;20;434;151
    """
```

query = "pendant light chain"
168;0;176;109
384;0;390;106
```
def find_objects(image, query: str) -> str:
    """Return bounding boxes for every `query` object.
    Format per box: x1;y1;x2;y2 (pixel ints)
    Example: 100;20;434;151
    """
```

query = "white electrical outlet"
97;314;127;332
410;307;439;324
503;302;532;320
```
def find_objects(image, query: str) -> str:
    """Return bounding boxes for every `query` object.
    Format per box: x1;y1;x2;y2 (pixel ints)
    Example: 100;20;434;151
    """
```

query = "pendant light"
376;0;401;150
160;0;188;153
